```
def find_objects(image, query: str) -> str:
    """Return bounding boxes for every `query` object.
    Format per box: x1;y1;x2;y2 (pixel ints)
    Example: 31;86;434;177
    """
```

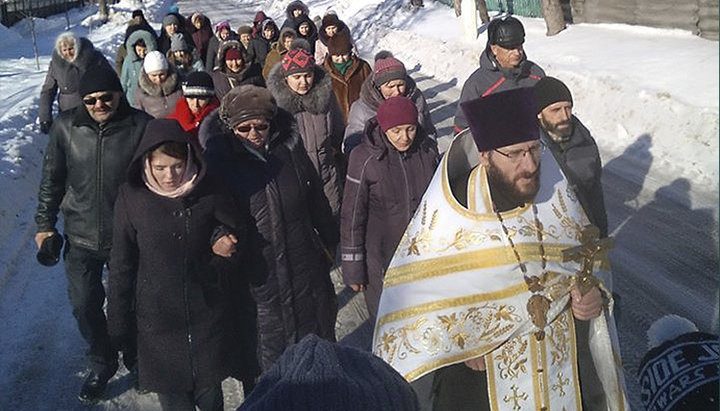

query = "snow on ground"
0;0;717;409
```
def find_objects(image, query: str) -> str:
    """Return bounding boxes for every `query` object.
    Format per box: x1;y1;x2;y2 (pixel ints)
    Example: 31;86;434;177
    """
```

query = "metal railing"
1;0;86;27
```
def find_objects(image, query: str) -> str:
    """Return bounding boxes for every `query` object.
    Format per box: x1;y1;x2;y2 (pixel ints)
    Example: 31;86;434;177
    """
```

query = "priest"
372;88;627;411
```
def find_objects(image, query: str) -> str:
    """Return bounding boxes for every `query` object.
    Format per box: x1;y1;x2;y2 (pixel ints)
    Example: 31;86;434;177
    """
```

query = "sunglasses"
82;94;114;106
234;123;270;133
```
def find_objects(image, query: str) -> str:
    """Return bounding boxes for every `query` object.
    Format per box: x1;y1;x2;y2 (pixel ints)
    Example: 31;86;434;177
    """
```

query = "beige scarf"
142;148;199;198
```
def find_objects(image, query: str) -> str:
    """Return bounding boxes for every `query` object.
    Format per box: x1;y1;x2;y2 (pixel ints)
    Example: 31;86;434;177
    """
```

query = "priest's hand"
348;284;366;292
212;234;238;257
570;286;603;320
464;356;486;371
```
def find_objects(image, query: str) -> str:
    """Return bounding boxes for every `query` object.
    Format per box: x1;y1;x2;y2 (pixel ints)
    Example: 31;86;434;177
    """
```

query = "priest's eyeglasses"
494;143;545;162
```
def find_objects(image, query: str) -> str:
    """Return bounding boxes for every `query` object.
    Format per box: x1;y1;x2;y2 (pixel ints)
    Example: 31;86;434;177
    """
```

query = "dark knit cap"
327;29;352;55
321;13;341;29
377;96;418;132
131;9;144;18
639;330;719;411
181;71;214;98
79;67;123;97
290;38;312;53
488;15;525;48
220;85;276;128
534;76;573;114
237;25;252;35
460;87;539;151
238;334;420;411
374;54;406;86
281;48;314;76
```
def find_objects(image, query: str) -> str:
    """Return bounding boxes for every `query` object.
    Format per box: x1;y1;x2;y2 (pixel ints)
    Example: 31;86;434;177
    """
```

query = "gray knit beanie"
170;33;190;52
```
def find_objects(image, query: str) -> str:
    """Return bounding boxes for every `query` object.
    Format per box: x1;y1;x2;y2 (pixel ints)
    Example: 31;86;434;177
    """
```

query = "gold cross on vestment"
561;225;614;295
503;385;528;410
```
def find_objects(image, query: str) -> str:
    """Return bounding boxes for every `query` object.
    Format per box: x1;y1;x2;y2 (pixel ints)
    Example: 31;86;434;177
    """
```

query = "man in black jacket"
534;76;608;237
453;15;545;133
34;67;152;404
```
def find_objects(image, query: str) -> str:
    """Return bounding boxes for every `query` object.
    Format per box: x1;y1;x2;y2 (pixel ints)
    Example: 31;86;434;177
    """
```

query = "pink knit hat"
374;56;406;86
377;96;418;132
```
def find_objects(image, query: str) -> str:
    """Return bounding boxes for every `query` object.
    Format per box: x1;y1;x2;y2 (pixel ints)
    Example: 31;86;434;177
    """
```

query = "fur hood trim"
126;29;158;60
215;40;244;71
52;36;96;69
199;107;301;152
138;64;180;97
266;63;334;115
359;73;420;111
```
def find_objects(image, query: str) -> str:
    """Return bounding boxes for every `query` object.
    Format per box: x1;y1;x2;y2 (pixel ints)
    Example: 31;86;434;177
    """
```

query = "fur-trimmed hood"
126;29;158;61
198;107;301;153
266;63;334;115
284;0;309;21
215;40;244;71
52;35;97;69
358;73;421;111
138;64;180;97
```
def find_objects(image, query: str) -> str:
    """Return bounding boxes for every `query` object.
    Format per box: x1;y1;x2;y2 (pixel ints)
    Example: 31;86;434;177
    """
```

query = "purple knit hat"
459;88;539;151
377;96;418;132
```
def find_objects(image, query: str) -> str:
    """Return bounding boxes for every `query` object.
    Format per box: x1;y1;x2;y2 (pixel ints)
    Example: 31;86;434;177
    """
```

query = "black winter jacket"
541;116;608;237
35;101;152;250
454;49;545;131
341;118;438;318
201;108;339;371
108;119;250;393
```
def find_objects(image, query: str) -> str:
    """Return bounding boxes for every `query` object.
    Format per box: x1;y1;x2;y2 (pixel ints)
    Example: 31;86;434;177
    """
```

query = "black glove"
40;121;52;134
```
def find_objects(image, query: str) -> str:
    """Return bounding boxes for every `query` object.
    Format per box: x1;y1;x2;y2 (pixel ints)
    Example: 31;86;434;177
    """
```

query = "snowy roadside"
334;1;719;195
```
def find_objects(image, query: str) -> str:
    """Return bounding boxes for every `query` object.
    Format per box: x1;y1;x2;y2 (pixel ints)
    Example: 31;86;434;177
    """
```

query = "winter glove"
39;121;52;134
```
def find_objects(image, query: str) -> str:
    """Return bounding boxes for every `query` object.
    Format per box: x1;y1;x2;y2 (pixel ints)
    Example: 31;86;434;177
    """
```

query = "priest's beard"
486;159;541;209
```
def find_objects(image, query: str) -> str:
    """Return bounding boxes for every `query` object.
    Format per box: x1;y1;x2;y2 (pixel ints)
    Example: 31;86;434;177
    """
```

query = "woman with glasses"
200;85;339;372
168;71;219;144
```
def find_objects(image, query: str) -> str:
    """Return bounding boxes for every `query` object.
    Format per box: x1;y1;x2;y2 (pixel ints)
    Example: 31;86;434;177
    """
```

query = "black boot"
77;362;118;404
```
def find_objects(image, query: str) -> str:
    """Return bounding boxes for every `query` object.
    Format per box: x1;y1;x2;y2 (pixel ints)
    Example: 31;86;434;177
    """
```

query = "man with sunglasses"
35;67;152;404
453;15;545;134
373;88;627;410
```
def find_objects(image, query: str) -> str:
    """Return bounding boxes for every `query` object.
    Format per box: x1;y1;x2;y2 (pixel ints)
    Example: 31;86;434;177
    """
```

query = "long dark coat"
39;37;113;124
107;119;253;393
341;118;438;318
201;108;339;371
266;63;344;218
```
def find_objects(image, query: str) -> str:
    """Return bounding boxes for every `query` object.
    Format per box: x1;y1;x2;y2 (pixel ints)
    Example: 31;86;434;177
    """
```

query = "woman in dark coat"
210;40;264;100
107;119;253;410
189;13;214;64
266;47;344;218
341;96;438;320
201;85;339;371
246;18;279;69
39;32;113;133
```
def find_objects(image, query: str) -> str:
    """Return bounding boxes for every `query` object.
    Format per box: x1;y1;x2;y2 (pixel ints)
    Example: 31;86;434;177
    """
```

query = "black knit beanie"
238;334;420;411
78;67;123;97
533;76;573;114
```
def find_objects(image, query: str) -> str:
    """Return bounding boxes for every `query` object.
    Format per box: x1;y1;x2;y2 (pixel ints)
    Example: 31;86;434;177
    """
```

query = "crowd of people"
33;2;717;410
